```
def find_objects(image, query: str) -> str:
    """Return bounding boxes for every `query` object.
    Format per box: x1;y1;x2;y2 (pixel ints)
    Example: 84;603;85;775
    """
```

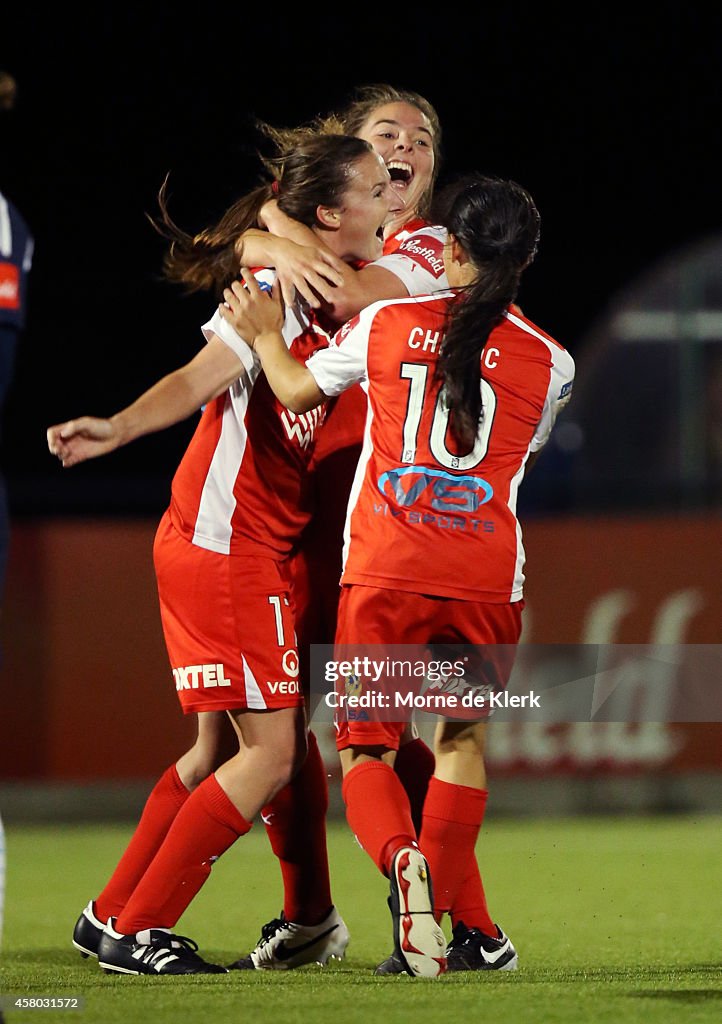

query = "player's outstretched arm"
47;415;124;468
220;273;324;414
46;337;245;468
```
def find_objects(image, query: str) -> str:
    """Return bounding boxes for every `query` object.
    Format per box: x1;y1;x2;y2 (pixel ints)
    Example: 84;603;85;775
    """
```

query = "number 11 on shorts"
268;595;289;647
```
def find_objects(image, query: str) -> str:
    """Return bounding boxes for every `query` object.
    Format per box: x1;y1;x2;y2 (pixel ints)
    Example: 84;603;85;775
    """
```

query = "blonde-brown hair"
258;83;442;218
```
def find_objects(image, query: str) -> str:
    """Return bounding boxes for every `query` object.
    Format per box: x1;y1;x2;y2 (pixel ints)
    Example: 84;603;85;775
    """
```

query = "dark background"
2;7;721;515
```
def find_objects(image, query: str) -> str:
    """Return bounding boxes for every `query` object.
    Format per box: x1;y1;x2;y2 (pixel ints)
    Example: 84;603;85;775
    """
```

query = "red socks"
94;764;189;922
261;731;332;924
449;854;496;935
342;760;417;875
420;777;495;934
115;774;251;933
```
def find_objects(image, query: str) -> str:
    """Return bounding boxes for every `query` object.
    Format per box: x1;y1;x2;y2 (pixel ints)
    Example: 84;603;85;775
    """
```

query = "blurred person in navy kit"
0;70;34;1023
0;71;34;608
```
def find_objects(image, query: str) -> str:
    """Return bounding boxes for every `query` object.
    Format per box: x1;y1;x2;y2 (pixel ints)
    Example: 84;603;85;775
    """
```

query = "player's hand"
234;202;346;307
46;416;118;467
270;238;346;308
237;235;345;308
220;271;284;349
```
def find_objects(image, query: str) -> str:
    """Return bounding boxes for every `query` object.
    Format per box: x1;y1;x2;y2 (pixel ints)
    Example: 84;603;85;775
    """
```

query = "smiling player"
220;172;574;975
47;134;398;975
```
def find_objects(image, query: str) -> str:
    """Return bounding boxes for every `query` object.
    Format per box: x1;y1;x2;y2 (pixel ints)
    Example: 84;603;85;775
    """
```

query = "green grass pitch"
2;816;721;1023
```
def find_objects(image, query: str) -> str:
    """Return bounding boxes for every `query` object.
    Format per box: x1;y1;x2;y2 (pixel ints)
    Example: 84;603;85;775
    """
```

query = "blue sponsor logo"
559;381;573;399
242;273;273;294
377;465;493;513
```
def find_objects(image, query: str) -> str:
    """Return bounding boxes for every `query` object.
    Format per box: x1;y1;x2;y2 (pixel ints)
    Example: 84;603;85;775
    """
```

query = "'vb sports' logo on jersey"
377;465;493;513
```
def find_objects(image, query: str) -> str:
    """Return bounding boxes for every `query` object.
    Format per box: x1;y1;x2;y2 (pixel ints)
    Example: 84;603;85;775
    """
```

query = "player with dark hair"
225;85;454;968
220;172;575;975
47;133;398;975
227;86;522;973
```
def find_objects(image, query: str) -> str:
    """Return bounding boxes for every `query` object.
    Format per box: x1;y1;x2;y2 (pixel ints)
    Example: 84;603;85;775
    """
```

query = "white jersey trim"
341;394;376;575
306;290;457;398
0;195;10;258
243;656;268;710
201;269;277;374
190;271;316;554
191;385;249;554
505;311;575;453
372;224;449;296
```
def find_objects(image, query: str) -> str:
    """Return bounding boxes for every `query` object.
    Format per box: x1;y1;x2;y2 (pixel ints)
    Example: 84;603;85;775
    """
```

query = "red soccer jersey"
168;270;329;559
308;219;450;465
305;291;575;602
170;221;451;563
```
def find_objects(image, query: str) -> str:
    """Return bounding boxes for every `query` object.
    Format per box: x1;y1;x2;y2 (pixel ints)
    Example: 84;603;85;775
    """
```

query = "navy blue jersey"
0;191;33;332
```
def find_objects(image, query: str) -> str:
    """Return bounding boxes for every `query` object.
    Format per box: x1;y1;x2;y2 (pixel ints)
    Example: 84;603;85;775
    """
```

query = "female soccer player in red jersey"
47;134;398;975
230;90;453;968
48;89;458;978
50;86;501;975
230;86;521;974
220;173;575;976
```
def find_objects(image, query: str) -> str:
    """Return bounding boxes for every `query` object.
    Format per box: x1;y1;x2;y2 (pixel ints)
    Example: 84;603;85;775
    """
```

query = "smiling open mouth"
387;160;413;186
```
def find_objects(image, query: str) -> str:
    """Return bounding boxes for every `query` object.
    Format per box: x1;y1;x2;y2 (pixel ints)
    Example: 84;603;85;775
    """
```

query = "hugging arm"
236;200;407;321
236;200;345;308
219;274;326;414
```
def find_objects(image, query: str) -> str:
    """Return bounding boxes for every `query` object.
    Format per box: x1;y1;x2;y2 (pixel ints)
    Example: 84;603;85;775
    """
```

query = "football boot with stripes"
72;900;105;959
98;921;227;975
445;920;518;971
387;847;446;978
227;906;349;970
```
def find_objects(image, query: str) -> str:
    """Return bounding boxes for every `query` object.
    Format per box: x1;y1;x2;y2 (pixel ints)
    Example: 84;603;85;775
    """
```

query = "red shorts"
333;584;523;750
153;510;304;714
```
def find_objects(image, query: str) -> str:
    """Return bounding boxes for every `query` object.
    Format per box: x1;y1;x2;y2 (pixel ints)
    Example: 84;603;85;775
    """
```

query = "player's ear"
316;205;341;230
449;234;468;266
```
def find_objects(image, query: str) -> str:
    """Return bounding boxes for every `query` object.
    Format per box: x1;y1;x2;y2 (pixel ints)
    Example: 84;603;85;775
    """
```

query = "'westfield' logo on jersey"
397;238;445;276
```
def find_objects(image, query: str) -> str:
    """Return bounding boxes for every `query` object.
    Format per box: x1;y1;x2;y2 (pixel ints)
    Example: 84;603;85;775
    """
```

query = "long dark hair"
150;134;373;296
433;174;541;448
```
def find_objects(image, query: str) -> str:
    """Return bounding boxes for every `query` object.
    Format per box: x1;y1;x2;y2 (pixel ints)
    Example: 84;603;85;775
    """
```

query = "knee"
251;732;308;798
177;741;235;791
274;731;309;788
434;722;486;760
177;756;213;791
